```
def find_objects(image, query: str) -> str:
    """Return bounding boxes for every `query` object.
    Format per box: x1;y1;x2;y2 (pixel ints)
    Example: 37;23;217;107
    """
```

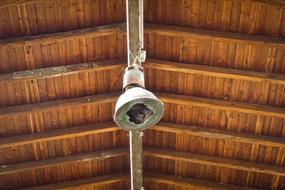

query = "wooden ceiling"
0;0;285;189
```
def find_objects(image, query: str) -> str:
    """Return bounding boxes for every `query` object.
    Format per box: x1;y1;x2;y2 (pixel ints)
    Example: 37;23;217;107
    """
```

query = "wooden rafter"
145;59;285;85
0;92;119;117
0;92;284;118
144;147;285;177
0;148;128;175
0;23;125;47
1;22;284;49
2;146;282;186
18;172;259;190
20;173;129;190
1;58;284;85
0;0;49;8
145;24;285;48
19;172;260;190
158;93;285;119
1;121;285;150
0;60;124;83
152;123;285;148
0;122;119;149
144;172;260;190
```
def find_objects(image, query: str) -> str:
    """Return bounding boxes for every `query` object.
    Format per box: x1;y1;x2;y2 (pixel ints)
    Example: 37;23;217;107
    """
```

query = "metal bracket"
138;49;146;63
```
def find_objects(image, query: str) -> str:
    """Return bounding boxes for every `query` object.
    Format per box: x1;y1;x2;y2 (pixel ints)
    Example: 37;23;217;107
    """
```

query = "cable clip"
138;49;146;63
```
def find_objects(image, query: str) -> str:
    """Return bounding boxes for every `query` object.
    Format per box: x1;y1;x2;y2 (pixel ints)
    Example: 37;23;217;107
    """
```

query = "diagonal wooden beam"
0;92;120;117
20;173;129;190
158;93;285;119
152;122;285;148
0;122;119;149
0;60;124;83
0;23;126;47
1;21;283;49
1;58;284;85
145;59;285;85
144;147;285;177
254;0;285;7
0;148;128;175
144;172;260;190
0;92;284;119
0;0;50;8
145;24;285;48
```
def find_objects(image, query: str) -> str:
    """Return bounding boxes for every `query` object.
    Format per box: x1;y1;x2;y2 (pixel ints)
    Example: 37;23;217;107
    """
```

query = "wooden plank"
152;122;285;148
20;173;129;190
254;0;285;7
0;59;124;83
0;92;120;117
144;147;285;177
144;172;259;190
144;24;285;48
158;93;285;119
0;0;51;8
0;122;119;149
0;23;126;47
145;59;285;85
0;147;128;175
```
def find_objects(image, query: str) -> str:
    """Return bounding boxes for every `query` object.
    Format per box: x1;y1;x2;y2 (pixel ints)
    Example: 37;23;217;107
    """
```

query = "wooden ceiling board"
144;0;285;37
0;0;284;189
0;0;125;38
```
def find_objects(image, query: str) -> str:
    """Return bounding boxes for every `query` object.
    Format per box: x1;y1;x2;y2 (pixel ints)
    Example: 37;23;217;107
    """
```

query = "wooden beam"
254;0;285;7
0;148;128;175
0;0;50;8
152;122;285;148
158;93;285;119
144;147;285;177
0;122;119;149
0;92;119;117
1;92;284;119
20;173;129;190
0;23;125;47
145;24;285;48
2;58;284;85
2;120;284;150
144;172;260;190
145;59;285;85
0;60;124;83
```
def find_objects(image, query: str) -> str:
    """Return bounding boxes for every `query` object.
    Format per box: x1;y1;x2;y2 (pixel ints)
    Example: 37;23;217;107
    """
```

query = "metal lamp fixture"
113;0;164;131
113;0;164;190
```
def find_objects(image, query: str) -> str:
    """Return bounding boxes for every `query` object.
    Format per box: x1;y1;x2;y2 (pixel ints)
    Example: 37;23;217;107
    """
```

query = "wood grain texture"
0;122;119;149
144;147;285;177
158;93;285;119
0;0;125;38
144;0;285;37
0;148;128;175
152;122;285;148
144;172;260;190
20;173;129;190
0;0;284;189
